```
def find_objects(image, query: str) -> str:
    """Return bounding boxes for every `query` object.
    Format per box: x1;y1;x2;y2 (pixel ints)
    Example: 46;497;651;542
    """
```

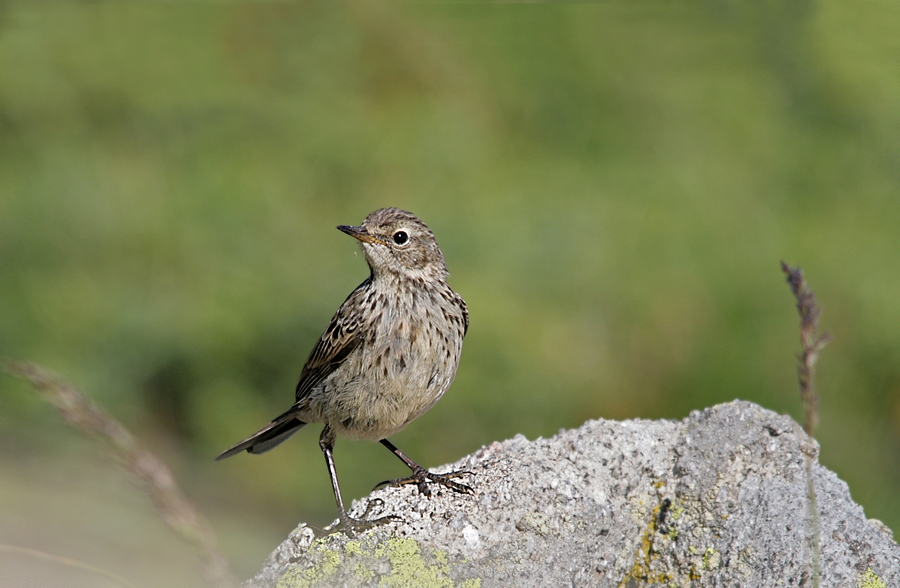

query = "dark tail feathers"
215;411;307;461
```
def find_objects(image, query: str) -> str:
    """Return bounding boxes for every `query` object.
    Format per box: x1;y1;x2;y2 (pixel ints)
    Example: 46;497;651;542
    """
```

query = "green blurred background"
2;1;899;586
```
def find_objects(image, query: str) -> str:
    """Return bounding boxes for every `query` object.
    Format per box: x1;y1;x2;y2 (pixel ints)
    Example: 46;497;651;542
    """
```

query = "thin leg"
320;426;347;517
376;438;475;497
319;426;396;536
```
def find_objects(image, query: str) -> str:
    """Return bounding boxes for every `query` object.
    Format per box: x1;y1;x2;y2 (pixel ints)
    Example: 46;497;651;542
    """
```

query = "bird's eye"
392;230;409;245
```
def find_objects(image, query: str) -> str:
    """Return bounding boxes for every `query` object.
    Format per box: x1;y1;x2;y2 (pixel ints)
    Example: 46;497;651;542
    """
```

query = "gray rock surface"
246;401;898;587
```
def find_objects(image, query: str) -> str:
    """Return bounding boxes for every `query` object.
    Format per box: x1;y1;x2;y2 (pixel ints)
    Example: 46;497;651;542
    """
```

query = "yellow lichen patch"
278;535;481;588
702;547;720;570
858;568;886;588
617;498;674;587
275;544;341;588
354;563;376;583
379;537;454;588
433;549;449;568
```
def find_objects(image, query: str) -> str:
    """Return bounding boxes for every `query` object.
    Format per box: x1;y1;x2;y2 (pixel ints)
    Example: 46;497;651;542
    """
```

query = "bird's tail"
215;410;307;461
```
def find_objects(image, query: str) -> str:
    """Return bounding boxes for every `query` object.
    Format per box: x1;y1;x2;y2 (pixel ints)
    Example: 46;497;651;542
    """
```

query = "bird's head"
338;208;448;281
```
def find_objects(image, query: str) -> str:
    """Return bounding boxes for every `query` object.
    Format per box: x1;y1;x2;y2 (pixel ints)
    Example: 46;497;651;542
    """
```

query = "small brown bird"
216;208;471;533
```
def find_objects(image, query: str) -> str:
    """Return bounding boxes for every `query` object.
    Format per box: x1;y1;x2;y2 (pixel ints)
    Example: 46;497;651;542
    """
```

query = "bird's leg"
375;438;475;497
319;426;397;536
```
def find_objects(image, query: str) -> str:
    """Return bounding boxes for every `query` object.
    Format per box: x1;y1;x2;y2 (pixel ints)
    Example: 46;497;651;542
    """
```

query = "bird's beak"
337;224;387;246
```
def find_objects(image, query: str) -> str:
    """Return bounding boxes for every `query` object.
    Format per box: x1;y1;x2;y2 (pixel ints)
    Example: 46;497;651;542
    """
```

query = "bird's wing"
295;278;370;402
458;293;469;336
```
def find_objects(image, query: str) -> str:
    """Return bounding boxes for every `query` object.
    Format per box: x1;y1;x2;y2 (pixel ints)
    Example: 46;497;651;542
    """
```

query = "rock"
245;401;899;587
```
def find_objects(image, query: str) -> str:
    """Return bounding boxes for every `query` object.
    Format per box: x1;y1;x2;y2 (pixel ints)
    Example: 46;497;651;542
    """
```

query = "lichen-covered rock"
245;401;899;587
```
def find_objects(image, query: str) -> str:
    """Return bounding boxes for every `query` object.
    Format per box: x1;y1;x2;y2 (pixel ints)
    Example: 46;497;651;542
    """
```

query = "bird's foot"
329;499;399;537
376;467;475;497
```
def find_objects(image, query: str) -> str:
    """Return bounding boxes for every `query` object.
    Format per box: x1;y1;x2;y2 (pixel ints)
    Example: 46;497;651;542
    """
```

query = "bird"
216;207;472;534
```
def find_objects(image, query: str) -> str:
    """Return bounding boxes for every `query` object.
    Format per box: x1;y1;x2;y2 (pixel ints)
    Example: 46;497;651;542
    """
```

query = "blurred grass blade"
781;262;832;437
0;544;137;588
780;262;832;588
3;360;237;588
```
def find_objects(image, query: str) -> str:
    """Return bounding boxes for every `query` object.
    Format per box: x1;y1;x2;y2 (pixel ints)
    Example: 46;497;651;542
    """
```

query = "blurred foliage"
2;1;900;585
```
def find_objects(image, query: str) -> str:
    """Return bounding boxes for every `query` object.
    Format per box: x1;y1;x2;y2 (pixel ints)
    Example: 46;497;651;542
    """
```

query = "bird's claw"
375;468;475;497
329;499;399;538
